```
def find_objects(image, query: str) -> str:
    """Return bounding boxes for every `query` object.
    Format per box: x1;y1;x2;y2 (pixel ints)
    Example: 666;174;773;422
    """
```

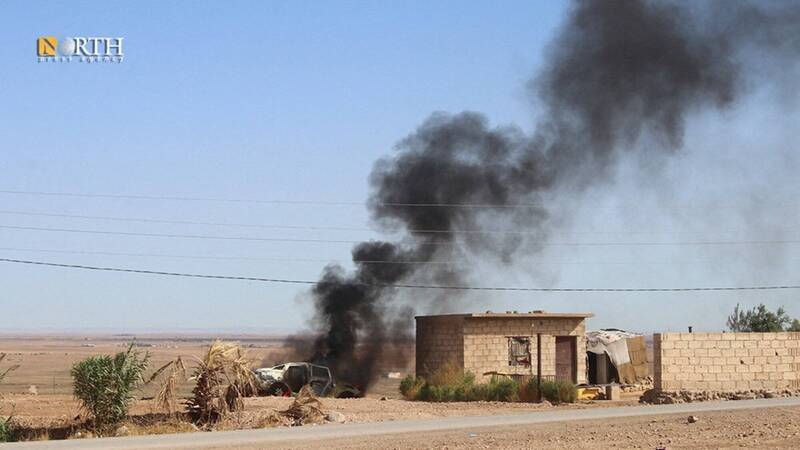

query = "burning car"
253;362;362;398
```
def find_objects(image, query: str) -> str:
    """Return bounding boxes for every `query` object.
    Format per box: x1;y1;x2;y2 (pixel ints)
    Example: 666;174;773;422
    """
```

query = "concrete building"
415;311;593;384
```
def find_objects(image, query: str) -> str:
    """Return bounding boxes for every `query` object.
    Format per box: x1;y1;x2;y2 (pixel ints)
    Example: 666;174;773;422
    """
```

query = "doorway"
555;336;577;383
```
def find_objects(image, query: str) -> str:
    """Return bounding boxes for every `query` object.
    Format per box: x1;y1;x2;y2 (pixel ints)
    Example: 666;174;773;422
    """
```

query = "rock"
380;396;389;401
114;425;130;437
27;385;38;395
688;415;699;424
325;411;346;423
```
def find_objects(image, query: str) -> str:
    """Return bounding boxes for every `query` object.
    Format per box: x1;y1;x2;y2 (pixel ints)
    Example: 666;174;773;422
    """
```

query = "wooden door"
555;336;576;383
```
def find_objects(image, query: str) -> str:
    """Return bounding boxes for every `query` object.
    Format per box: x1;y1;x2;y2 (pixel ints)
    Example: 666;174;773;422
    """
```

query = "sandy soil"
254;406;800;450
0;334;642;439
0;334;418;428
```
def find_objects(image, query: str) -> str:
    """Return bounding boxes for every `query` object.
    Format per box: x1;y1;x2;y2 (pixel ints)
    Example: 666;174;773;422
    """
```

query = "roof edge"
415;312;594;319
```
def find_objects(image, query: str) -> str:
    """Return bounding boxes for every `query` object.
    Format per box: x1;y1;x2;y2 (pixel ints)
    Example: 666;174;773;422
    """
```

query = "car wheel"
267;382;291;397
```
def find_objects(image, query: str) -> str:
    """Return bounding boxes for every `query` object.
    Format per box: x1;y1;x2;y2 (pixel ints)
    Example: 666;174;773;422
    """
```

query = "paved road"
7;397;800;449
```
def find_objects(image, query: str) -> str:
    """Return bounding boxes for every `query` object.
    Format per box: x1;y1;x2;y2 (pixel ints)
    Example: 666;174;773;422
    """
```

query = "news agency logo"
36;36;124;63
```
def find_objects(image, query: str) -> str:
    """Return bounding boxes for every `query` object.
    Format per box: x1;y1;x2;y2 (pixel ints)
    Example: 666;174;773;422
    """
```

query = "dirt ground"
0;334;419;426
0;334;638;440
4;335;798;448
254;406;800;450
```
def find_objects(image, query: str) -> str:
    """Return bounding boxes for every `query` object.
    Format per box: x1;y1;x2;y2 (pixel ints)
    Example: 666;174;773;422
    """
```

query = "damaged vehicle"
253;362;362;398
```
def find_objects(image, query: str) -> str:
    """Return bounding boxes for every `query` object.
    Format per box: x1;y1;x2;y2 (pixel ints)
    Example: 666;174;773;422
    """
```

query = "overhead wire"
1;257;799;291
3;224;800;247
1;209;798;236
3;246;784;265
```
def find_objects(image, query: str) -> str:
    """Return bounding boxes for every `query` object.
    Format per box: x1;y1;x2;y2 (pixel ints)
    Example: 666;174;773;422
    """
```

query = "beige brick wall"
654;332;800;392
462;317;587;383
415;316;465;379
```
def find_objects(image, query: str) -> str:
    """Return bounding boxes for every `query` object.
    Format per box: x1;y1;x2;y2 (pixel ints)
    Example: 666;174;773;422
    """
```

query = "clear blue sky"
1;1;798;333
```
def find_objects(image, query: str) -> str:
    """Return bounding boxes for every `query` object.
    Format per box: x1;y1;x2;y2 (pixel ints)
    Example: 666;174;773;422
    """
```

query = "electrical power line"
6;246;786;266
3;209;797;236
1;257;799;292
0;247;453;265
4;224;800;247
0;224;365;244
0;209;535;235
3;188;795;210
0;189;543;208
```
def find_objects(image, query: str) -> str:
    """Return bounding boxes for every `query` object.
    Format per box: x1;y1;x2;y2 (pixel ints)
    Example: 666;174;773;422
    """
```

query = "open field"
2;334;794;449
0;334;414;426
0;334;413;393
0;334;644;436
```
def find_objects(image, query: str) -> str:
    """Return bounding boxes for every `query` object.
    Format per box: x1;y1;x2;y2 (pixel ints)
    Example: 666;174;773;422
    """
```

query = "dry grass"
0;354;20;396
147;357;187;415
279;385;325;426
185;341;256;425
427;361;466;387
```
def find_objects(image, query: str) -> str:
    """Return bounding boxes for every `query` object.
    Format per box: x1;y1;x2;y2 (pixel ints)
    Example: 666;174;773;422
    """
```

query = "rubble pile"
620;376;654;393
641;388;800;404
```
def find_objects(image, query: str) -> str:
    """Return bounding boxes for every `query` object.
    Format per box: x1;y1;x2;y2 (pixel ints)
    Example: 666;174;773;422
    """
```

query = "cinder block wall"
415;315;465;379
462;317;586;383
654;332;800;392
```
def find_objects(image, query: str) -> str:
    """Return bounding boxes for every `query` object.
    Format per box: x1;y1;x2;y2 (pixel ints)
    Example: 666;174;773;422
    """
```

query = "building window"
508;337;531;367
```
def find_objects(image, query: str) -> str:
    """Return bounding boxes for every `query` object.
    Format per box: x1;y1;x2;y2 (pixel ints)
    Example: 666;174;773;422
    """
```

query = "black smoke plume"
292;0;800;389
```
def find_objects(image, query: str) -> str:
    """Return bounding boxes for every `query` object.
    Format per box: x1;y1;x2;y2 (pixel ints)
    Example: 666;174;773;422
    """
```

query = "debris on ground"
640;388;800;404
325;411;346;423
280;386;326;426
687;415;699;424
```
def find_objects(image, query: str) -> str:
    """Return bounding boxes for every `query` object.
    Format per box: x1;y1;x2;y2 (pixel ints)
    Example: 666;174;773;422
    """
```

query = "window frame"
508;336;532;367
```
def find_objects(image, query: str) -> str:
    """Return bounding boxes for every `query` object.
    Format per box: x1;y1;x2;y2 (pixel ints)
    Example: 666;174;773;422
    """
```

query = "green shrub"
518;378;578;404
399;374;425;400
519;378;540;402
411;363;482;402
401;364;577;404
0;417;11;443
486;376;519;402
539;379;577;404
71;344;149;433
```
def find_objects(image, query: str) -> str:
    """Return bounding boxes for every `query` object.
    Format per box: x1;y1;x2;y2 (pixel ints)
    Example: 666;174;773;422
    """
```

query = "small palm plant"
71;344;149;433
148;356;187;415
185;340;256;425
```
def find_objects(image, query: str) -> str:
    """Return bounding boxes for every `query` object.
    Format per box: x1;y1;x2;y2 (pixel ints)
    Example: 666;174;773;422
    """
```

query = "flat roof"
415;312;594;319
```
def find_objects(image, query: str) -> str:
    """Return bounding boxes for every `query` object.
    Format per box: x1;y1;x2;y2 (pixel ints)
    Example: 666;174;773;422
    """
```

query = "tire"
335;390;357;399
266;382;291;397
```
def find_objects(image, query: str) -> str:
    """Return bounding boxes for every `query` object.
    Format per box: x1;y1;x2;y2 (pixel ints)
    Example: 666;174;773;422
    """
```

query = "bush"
485;376;519;402
519;378;539;402
186;340;256;425
401;364;577;404
71;344;149;432
402;364;525;403
538;379;577;404
0;417;11;443
408;363;481;402
399;374;425;400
